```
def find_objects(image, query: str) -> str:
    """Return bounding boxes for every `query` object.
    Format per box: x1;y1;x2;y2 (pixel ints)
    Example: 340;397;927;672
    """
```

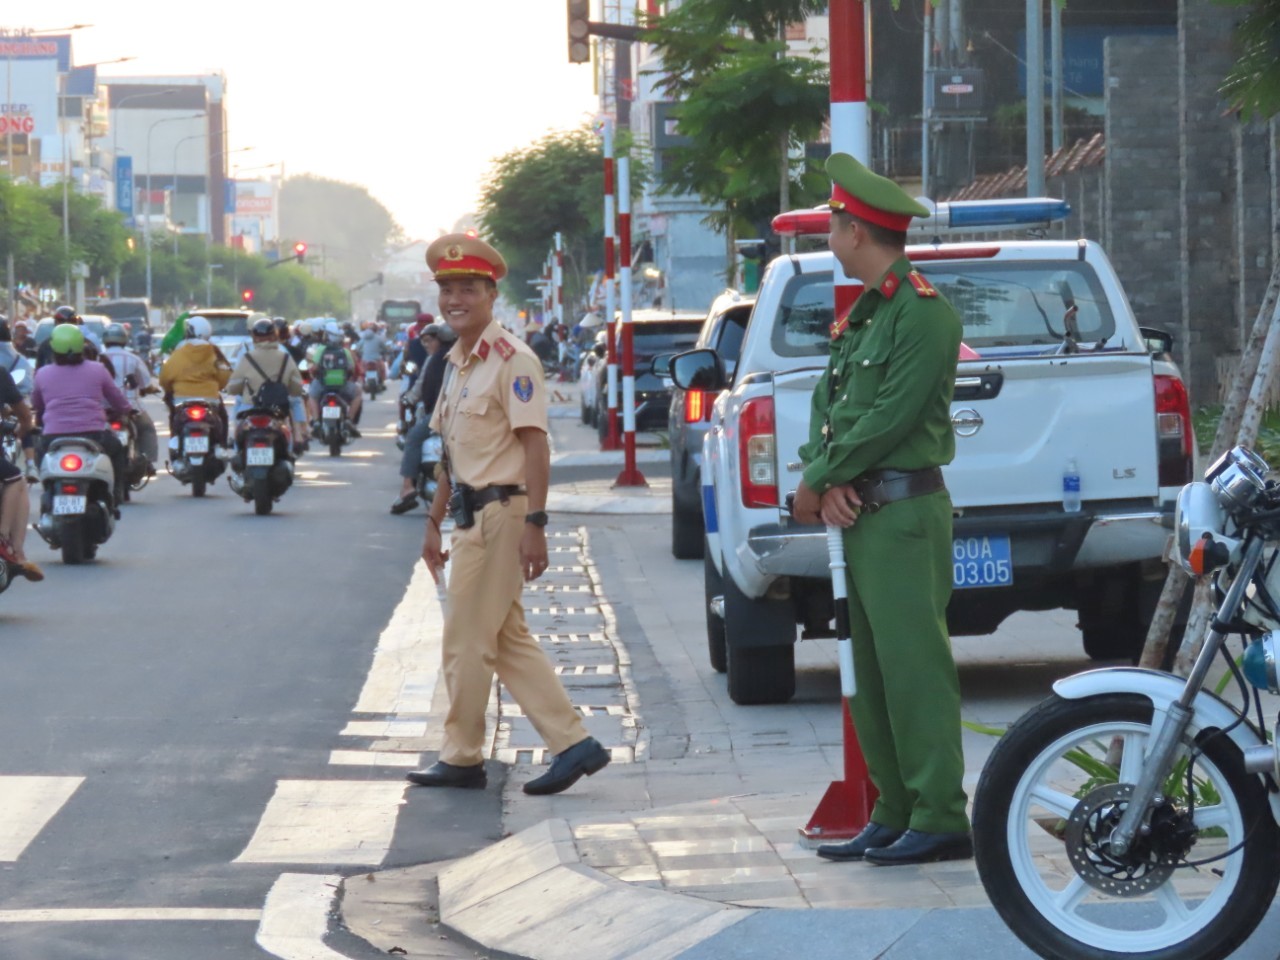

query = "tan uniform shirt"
429;321;546;488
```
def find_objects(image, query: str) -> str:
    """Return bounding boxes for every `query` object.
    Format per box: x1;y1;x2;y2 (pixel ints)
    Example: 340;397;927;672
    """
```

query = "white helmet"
324;320;343;345
186;316;212;340
296;320;313;337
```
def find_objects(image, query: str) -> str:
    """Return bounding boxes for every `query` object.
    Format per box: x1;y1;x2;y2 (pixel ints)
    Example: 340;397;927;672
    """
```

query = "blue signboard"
0;34;72;71
224;179;237;215
1018;25;1176;99
115;155;134;226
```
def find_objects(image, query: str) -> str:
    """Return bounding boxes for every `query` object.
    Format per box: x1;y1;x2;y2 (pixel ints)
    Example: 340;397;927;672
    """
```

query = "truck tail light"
1154;374;1193;486
684;389;713;423
738;397;777;507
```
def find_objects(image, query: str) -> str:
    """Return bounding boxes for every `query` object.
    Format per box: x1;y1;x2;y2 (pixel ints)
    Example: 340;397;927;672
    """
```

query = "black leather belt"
464;484;525;510
852;467;946;513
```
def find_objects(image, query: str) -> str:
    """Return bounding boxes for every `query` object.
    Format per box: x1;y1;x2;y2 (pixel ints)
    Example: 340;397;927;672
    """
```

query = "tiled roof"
944;133;1105;200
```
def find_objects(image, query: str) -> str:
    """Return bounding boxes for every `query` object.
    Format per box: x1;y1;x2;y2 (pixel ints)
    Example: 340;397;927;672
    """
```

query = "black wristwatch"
524;511;549;528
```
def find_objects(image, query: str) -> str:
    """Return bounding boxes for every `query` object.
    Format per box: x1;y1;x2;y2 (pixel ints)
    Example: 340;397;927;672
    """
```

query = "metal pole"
602;119;620;451
1050;0;1063;154
615;155;644;486
1025;0;1046;196
61;73;71;304
921;0;932;198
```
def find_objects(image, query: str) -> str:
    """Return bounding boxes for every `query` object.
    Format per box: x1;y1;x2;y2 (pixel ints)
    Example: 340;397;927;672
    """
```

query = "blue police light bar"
919;198;1071;231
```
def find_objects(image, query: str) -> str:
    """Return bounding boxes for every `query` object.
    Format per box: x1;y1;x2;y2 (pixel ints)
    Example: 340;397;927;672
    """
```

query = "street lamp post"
109;87;177;297
144;112;202;303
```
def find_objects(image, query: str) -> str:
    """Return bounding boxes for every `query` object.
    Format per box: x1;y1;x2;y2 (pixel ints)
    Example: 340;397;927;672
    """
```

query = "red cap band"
829;183;912;232
433;254;500;281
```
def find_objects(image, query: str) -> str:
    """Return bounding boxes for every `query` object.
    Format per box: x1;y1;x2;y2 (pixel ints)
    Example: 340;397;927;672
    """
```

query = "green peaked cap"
826;153;930;229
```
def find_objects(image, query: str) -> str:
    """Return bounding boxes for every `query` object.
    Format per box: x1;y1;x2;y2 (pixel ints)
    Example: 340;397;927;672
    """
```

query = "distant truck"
377;299;422;334
89;298;160;354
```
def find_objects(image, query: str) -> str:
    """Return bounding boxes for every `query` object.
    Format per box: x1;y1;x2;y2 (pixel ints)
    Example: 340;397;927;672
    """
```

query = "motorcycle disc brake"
1063;783;1188;897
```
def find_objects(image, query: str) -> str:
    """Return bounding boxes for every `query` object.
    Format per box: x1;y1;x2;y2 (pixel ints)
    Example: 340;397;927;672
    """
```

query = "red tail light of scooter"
109;421;123;431
249;415;273;429
59;454;83;472
186;406;208;421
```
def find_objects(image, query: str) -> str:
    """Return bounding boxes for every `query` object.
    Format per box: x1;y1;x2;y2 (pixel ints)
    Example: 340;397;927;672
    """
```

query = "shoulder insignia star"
907;271;938;298
494;337;516;360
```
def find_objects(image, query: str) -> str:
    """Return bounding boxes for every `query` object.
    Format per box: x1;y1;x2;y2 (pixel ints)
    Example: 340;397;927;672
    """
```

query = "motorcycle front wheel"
973;693;1279;960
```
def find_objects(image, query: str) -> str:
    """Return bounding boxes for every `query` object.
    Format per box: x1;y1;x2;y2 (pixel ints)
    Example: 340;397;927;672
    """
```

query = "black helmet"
250;318;275;339
272;317;289;338
52;305;79;325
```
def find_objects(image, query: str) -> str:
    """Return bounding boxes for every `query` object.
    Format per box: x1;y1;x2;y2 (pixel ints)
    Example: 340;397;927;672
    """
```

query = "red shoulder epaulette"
878;272;901;298
476;340;491;361
494;337;516;360
907;271;938;298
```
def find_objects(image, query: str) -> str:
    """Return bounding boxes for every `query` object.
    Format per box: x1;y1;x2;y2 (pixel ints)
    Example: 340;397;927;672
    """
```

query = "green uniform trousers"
842;489;970;834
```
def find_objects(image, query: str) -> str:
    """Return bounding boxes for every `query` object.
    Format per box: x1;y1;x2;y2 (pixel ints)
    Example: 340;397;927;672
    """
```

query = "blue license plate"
952;535;1013;589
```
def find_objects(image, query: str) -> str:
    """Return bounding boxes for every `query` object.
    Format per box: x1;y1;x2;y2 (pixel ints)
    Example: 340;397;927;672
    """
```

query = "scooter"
108;413;153;501
316;389;353;458
363;363;385;399
228;407;295;515
167;399;226;497
34;436;117;564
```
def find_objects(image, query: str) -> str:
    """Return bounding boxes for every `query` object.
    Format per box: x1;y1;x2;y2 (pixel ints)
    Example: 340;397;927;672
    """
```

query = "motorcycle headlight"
1175;481;1231;575
422;436;443;459
1207;445;1270;514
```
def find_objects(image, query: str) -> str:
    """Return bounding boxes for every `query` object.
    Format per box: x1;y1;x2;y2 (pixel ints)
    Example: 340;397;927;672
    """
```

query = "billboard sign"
115;155;134;225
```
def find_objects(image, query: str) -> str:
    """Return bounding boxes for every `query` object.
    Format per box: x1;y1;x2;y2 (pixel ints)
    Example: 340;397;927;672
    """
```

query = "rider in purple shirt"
31;326;131;504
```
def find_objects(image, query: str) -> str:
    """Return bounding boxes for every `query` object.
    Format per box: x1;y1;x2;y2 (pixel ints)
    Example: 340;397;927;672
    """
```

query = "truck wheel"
1077;567;1188;664
723;573;796;704
704;546;726;673
671;492;704;560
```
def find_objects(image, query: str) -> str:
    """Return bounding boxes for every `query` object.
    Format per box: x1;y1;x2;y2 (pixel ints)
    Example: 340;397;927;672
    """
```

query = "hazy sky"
31;1;600;241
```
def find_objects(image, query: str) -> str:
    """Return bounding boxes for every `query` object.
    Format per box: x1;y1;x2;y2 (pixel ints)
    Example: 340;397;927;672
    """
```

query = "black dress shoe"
863;829;973;866
404;761;486;789
523;737;611;796
389;493;419;515
816;822;905;862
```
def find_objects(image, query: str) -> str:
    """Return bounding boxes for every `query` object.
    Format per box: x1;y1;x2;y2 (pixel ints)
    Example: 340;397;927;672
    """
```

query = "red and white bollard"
601;120;621;451
615;155;645;486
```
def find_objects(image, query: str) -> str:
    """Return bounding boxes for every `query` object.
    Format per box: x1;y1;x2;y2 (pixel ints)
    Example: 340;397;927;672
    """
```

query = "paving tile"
600;865;663;884
635;824;760;843
662;864;794;887
652;851;784;872
675;880;806;904
576;839;658;869
647;835;773;857
571;821;640;840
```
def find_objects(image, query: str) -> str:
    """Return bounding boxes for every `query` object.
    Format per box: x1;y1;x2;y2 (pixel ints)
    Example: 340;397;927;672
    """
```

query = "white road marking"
0;908;260;923
339;720;427;738
327;751;420;768
352;564;443;715
0;776;84;861
234;781;407;865
256;873;348;960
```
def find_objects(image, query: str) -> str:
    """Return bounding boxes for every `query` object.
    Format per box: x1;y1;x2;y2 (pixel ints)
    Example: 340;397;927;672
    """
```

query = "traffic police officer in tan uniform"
792;154;972;866
405;233;611;794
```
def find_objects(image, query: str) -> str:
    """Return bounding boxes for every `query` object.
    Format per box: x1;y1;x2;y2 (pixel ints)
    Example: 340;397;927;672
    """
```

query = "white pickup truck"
674;208;1194;704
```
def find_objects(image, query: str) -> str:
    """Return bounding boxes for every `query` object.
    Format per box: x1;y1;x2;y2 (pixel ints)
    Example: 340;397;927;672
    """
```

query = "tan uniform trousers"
440;495;587;766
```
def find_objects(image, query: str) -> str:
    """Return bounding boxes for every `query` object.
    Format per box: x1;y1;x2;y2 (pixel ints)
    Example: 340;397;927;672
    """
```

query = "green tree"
279;174;404;290
0;179;64;284
642;0;830;238
477;125;639;307
1220;0;1280;118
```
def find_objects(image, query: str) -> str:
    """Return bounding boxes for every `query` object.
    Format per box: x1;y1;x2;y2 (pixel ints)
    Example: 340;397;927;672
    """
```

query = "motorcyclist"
0;321;37;480
286;320;312;365
0;363;41;581
36;307;113;376
226;318;307;453
101;323;159;475
31;324;131;506
158;315;232;448
306;321;361;437
388;322;455;514
402;312;434;386
12;319;36;359
357;321;388;387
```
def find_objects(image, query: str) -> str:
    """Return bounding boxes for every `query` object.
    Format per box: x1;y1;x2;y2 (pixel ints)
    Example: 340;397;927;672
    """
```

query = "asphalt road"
0;394;500;959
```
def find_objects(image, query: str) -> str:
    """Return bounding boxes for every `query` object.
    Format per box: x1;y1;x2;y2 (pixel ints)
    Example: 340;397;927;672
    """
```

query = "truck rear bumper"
739;501;1171;598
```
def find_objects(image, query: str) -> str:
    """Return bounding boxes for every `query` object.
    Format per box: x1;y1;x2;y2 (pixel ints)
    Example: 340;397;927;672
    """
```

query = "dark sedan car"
593;309;703;444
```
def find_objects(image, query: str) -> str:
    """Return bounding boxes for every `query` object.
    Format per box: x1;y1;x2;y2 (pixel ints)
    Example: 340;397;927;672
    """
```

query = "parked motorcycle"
316;389;353;458
973;444;1280;960
228;407;295;515
108;413;152;501
34;436;117;564
167;399;226;497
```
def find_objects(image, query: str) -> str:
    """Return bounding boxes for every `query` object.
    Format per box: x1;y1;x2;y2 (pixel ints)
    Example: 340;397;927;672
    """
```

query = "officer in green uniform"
792;153;972;866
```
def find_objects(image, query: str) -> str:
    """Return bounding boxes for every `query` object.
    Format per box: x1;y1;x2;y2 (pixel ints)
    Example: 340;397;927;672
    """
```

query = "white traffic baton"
827;525;856;699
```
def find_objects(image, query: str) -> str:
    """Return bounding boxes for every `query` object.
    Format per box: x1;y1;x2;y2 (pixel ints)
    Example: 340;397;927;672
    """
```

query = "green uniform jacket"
799;257;962;492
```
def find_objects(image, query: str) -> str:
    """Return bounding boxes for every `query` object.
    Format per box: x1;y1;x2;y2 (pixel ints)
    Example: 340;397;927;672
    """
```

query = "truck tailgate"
773;354;1159;508
948;354;1158;507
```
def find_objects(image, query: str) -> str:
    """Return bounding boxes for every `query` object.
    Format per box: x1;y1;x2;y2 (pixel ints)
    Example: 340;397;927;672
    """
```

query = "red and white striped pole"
615;154;645;486
602;119;621;451
554;232;564;331
800;0;877;844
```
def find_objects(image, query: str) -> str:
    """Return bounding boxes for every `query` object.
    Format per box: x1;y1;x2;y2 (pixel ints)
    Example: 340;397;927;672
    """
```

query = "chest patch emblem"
513;376;534;402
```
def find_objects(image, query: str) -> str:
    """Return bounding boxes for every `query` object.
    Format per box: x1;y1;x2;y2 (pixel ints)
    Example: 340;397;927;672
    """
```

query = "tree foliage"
279;174;404;290
478;125;637;307
1219;0;1280;119
642;0;830;237
0;180;132;286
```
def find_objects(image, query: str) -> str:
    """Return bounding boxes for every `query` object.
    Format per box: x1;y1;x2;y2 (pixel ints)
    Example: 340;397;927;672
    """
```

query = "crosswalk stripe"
234;781;407;865
256;873;348;960
0;908;260;923
0;776;83;861
339;720;427;739
353;564;443;715
327;751;420;768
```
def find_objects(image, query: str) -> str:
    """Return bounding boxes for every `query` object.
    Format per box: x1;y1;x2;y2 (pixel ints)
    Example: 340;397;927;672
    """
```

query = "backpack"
245;353;292;414
319;346;350;387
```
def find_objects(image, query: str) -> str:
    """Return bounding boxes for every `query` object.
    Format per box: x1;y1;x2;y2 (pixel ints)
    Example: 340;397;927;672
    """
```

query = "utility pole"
1026;0;1046;196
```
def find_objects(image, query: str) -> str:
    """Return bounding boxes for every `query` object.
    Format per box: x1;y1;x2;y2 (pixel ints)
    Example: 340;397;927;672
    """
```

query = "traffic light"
567;0;590;63
242;289;254;304
293;241;307;264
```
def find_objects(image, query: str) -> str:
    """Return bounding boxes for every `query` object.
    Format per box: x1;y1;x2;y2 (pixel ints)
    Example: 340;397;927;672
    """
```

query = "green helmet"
51;324;85;355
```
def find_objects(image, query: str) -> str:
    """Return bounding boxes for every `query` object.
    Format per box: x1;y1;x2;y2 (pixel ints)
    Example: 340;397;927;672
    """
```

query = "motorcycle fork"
1108;535;1266;857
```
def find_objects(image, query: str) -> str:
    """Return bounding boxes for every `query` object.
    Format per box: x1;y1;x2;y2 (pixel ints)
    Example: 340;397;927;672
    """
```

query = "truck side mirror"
1139;326;1174;357
670;348;727;392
